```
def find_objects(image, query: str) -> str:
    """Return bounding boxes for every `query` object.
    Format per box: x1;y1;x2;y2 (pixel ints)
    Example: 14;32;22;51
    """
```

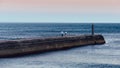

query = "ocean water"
0;23;120;68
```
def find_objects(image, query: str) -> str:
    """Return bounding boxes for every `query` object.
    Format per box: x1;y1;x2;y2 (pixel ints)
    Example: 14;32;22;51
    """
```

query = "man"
65;32;67;36
61;31;64;37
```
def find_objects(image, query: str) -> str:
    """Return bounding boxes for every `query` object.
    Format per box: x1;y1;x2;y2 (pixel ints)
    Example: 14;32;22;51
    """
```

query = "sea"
0;23;120;68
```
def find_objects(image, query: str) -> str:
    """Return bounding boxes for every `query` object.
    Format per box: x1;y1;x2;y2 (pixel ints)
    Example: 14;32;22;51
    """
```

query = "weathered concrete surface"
0;35;105;57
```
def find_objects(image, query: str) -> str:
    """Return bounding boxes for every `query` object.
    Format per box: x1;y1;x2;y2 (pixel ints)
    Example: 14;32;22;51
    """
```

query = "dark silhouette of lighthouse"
92;24;94;35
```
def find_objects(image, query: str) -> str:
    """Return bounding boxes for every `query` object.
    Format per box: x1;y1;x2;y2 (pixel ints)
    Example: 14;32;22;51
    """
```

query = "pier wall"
0;35;105;57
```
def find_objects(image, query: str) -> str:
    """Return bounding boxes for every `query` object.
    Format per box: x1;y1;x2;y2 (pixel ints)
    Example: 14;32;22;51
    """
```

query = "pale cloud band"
1;0;120;13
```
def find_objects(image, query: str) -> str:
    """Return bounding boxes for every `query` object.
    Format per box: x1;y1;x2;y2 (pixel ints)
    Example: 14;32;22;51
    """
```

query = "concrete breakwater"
0;35;105;57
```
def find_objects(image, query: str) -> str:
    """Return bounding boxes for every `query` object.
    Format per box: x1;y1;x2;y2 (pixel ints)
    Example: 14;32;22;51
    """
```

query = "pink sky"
0;0;120;14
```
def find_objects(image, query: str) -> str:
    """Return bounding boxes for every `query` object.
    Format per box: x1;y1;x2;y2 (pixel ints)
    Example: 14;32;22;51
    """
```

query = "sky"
0;0;120;23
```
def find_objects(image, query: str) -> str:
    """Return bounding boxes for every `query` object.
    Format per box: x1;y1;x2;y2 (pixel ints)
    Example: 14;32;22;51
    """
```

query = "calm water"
0;23;120;68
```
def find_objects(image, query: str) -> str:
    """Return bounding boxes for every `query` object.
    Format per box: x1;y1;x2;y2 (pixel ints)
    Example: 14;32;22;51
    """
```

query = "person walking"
65;32;67;36
61;31;64;37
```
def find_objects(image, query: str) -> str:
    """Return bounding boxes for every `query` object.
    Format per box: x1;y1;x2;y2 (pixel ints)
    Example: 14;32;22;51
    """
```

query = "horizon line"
0;22;119;23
